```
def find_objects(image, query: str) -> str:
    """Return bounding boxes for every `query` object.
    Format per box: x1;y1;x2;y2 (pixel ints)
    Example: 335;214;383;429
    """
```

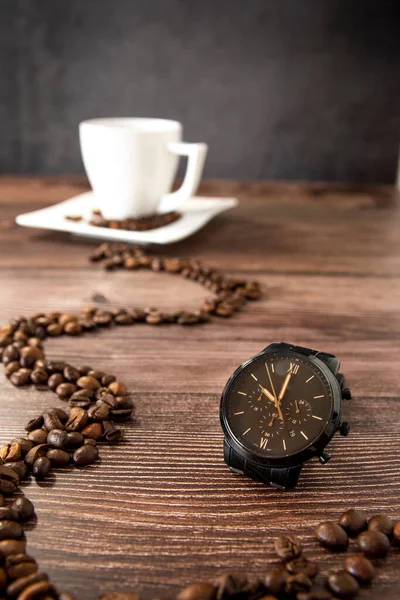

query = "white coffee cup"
79;118;208;219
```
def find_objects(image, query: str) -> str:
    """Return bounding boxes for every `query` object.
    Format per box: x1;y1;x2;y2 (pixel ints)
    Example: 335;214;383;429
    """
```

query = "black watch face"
221;351;334;459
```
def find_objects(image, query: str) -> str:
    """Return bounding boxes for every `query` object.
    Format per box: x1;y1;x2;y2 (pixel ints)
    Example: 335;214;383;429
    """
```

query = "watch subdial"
259;411;284;439
284;399;312;425
247;389;265;412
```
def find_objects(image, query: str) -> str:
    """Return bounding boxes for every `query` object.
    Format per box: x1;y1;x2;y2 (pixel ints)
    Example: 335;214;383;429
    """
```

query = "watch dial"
222;351;334;458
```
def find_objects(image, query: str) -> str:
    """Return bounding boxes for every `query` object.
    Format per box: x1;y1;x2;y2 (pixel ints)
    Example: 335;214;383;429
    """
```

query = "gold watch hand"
259;385;276;404
295;400;300;414
266;363;278;401
257;392;263;402
278;372;292;402
268;415;275;427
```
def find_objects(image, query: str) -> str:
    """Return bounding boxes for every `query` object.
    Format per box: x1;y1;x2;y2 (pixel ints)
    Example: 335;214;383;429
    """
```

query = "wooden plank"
0;177;399;599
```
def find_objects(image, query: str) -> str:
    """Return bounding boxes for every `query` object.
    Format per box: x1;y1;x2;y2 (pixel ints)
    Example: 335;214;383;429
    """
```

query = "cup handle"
160;142;208;212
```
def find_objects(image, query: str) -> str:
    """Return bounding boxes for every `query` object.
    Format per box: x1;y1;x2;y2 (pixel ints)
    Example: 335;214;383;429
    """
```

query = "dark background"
1;0;399;182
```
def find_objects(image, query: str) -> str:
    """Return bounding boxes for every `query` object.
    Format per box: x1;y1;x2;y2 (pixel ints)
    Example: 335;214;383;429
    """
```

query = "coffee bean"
66;408;89;432
56;382;78;398
32;456;51;479
0;539;26;559
263;568;288;595
93;311;113;326
393;521;400;545
110;408;133;421
47;323;63;336
0;505;20;521
0;520;24;540
357;530;390;558
88;404;110;421
315;521;348;551
25;416;44;433
97;394;118;408
176;583;217;600
84;439;97;446
327;570;359;599
81;422;103;440
47;449;70;468
47;429;69;449
368;514;394;537
0;493;4;506
16;580;55;600
10;370;31;386
88;369;106;381
0;464;19;494
58;314;77;327
285;572;312;595
63;366;80;382
43;411;65;432
344;554;375;583
73;445;99;466
11;497;35;520
101;374;116;386
98;594;140;600
274;535;302;561
24;444;49;467
10;438;34;456
108;381;127;396
339;509;367;537
2;344;20;364
0;565;6;589
5;553;37;579
6;572;48;598
177;312;201;325
115;313;134;325
5;360;21;377
28;429;48;445
286;556;318;579
59;593;80;600
77;376;101;391
0;441;21;462
4;461;28;480
30;368;48;385
64;321;82;335
67;432;84;448
47;373;64;390
102;422;123;444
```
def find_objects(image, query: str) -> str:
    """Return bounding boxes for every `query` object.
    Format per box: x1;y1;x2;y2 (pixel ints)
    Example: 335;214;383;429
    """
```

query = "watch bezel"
220;348;342;468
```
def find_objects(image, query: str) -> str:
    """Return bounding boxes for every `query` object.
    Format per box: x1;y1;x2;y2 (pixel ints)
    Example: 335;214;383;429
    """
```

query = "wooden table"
0;177;399;600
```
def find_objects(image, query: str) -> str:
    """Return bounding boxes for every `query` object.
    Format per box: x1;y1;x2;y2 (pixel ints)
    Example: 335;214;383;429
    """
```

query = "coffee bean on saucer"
315;521;349;551
327;570;359;598
286;556;318;579
368;514;394;537
339;509;367;537
357;530;390;558
274;535;302;561
73;445;99;466
344;554;375;583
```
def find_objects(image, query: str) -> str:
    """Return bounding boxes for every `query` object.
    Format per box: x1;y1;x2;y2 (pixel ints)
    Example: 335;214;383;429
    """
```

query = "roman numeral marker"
306;375;315;383
288;363;300;374
260;437;269;449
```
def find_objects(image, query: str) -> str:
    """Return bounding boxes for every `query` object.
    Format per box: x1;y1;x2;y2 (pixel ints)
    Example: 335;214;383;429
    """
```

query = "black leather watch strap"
224;441;302;491
264;342;340;376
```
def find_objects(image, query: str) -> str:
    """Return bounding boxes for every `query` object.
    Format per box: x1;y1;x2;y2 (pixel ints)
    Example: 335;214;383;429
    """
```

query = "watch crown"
342;388;352;400
319;450;331;464
340;421;351;437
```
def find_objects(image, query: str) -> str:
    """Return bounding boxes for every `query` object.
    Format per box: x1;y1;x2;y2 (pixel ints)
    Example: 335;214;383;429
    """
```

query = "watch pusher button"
342;388;352;400
319;451;331;464
339;421;351;437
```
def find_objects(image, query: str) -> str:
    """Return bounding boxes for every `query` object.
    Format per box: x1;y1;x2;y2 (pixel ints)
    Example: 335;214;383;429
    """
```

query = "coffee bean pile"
87;209;182;231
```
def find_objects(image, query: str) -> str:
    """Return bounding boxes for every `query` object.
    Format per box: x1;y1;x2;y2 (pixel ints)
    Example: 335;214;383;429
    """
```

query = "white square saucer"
16;192;238;245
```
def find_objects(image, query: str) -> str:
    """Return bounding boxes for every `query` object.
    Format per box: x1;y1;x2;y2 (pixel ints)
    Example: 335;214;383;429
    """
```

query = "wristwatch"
220;342;352;490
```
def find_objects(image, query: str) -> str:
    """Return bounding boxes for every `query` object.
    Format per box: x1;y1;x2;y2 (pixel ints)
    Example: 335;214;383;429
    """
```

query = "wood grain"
0;176;399;599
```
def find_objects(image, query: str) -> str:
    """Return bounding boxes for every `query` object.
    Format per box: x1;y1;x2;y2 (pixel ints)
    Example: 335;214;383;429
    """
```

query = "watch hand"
295;400;300;413
265;363;278;401
268;415;275;427
278;372;292;402
257;392;263;402
259;385;284;420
